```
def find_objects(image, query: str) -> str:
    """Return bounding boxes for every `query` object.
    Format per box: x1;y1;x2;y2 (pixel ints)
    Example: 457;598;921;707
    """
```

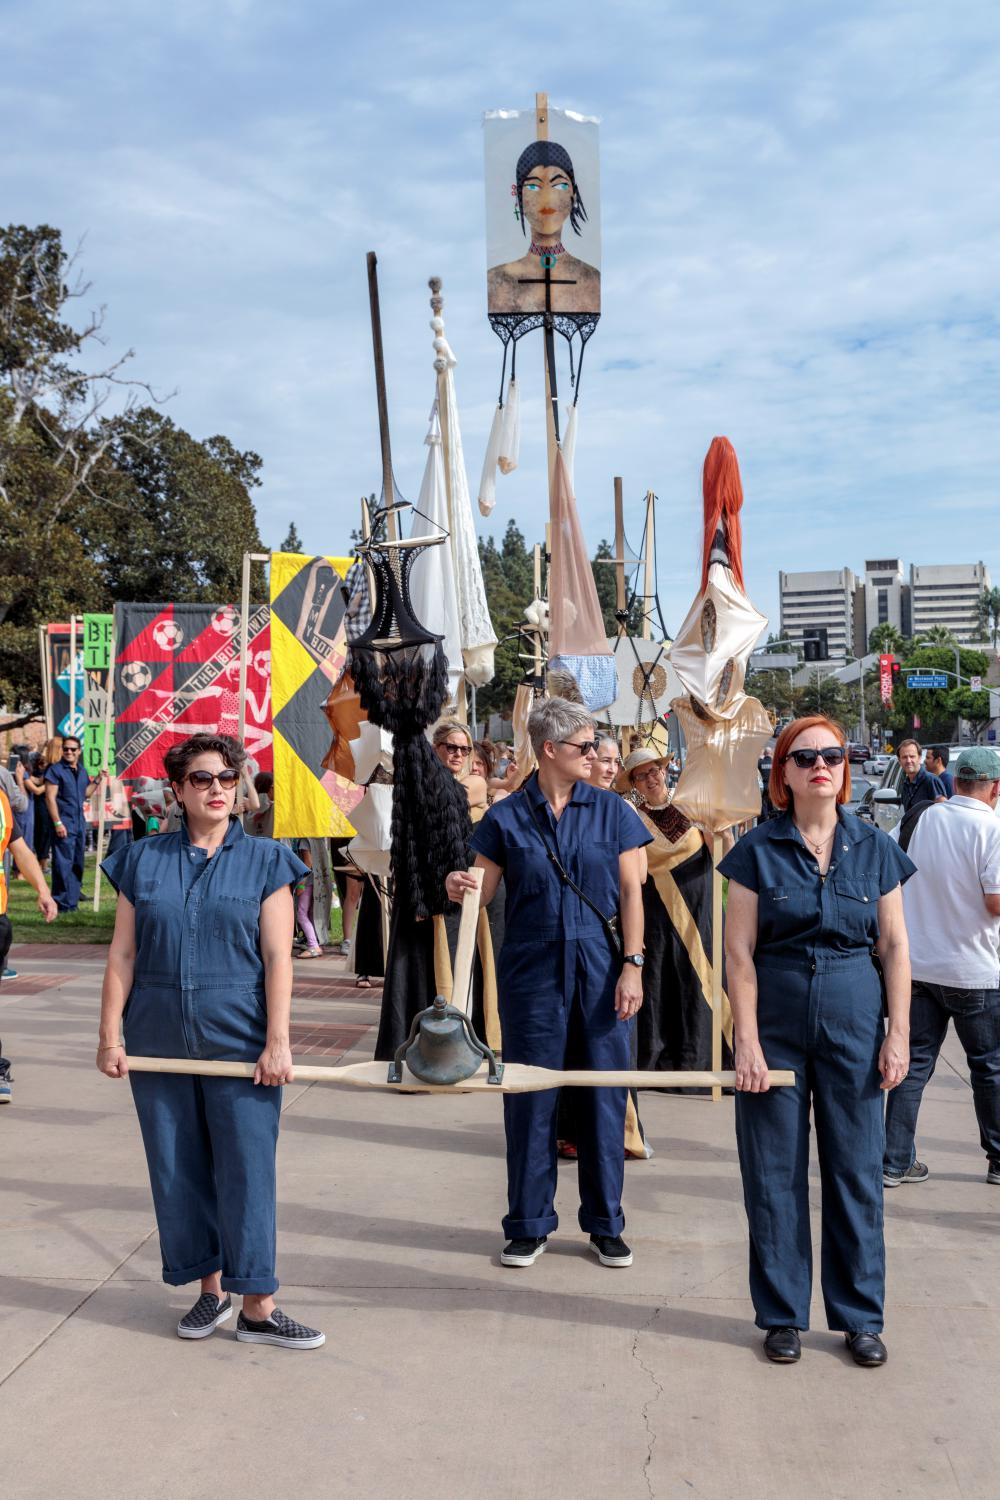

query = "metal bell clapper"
387;997;504;1086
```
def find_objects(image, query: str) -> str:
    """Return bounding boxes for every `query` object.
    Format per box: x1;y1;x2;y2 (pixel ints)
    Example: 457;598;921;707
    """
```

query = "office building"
909;562;990;643
779;568;857;661
778;559;991;656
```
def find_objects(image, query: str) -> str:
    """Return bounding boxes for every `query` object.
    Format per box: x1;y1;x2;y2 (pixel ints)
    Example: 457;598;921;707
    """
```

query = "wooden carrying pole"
126;1055;795;1095
536;92;559;497
366;251;398;543
92;627;116;913
452;866;485;1017
711;834;724;1102
613;477;626;637
429;275;466;723
237;553;270;747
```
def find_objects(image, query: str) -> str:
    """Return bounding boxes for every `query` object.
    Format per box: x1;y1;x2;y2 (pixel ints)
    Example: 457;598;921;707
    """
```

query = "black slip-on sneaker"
987;1159;1000;1185
176;1292;232;1339
588;1234;633;1267
500;1236;547;1267
235;1308;325;1349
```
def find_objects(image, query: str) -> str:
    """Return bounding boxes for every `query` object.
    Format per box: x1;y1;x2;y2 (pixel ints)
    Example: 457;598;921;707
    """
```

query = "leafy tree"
976;586;1000;649
0;225;265;713
887;644;988;742
281;521;302;552
474;521;535;720
914;624;958;646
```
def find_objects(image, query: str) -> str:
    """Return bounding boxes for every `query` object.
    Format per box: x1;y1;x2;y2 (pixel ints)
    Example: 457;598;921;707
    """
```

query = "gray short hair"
528;697;595;758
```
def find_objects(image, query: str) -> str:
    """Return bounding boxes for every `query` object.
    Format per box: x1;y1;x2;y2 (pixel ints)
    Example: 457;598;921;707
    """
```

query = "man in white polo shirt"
884;747;1000;1188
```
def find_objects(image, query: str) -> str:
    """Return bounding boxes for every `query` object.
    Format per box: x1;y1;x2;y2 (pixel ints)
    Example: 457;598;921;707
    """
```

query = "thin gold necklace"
797;824;835;857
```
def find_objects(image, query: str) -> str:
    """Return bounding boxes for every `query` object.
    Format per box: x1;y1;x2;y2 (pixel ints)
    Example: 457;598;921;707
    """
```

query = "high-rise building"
779;568;857;661
909;562;991;642
778;559;991;654
863;559;906;639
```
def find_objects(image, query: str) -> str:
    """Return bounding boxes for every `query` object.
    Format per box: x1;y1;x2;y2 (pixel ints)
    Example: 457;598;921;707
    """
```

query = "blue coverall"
44;760;89;911
102;821;307;1295
719;811;915;1333
470;777;652;1240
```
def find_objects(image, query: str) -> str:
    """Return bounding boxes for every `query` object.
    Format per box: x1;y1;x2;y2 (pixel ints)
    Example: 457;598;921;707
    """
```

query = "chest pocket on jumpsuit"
505;834;560;931
759;883;813;944
213;895;262;954
831;876;879;945
133;878;172;976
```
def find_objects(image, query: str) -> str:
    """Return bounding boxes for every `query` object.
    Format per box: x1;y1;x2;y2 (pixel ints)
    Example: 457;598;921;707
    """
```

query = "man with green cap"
884;747;1000;1188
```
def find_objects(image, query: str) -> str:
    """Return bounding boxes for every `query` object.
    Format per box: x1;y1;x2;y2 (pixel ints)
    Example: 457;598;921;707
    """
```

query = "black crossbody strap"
523;787;622;958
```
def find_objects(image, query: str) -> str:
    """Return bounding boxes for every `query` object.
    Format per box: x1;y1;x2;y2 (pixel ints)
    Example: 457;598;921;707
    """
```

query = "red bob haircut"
769;716;851;810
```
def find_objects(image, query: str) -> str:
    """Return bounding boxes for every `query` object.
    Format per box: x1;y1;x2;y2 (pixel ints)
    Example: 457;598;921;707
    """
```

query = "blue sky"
3;0;999;634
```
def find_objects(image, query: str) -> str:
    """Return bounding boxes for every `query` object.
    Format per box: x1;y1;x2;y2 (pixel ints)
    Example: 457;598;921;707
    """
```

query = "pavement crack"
632;1303;664;1498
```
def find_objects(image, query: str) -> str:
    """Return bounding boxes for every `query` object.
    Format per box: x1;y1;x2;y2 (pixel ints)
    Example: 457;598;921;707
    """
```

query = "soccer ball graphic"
152;619;184;653
121;661;152;694
212;606;238;637
252;649;270;677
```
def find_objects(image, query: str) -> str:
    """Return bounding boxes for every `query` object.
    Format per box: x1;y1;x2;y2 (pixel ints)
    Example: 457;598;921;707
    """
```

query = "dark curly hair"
163;733;246;787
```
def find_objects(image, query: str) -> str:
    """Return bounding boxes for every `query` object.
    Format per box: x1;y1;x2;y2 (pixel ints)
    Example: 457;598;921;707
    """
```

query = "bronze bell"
387;997;504;1086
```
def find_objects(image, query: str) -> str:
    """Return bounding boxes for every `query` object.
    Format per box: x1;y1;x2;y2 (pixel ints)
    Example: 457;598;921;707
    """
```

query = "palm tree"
868;623;905;655
976;586;1000;650
914;625;958;646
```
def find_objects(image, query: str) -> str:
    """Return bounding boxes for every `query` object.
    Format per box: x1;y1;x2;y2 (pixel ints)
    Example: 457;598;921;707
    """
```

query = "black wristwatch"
623;953;644;968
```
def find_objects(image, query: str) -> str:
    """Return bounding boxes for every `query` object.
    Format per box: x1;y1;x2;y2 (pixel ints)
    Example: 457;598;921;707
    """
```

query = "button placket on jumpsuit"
102;821;307;1295
470;779;652;1240
719;812;914;1335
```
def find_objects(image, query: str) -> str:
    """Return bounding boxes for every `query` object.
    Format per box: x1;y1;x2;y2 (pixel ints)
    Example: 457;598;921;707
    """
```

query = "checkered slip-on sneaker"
0;1057;12;1104
176;1292;233;1339
235;1308;325;1349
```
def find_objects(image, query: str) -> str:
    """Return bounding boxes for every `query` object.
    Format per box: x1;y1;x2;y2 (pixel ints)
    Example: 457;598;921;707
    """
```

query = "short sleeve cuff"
717;845;760;891
470;812;505;868
262;843;310;900
101;845;135;902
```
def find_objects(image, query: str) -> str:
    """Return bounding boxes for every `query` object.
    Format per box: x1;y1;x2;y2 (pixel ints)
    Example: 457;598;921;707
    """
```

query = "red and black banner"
113;603;272;779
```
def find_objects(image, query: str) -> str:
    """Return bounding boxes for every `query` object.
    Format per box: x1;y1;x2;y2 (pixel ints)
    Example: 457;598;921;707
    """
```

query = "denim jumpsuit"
102;820;306;1295
719;812;914;1333
470;778;652;1240
45;760;88;911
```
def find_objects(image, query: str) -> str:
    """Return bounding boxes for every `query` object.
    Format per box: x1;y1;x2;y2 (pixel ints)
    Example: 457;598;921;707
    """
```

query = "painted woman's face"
521;164;573;239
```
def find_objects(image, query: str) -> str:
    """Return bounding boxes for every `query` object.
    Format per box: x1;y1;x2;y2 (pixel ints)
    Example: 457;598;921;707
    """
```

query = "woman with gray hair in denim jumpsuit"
97;734;324;1350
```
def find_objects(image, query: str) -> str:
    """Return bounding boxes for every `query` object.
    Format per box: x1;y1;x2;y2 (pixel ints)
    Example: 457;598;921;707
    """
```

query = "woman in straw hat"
617;747;732;1085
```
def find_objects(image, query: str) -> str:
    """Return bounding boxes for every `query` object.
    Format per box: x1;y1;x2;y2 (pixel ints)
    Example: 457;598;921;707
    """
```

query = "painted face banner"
484;106;601;317
269;552;363;839
112;603;272;779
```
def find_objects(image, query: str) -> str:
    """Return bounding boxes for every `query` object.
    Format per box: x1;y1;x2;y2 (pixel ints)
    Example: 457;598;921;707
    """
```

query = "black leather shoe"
845;1332;887;1367
763;1327;801;1362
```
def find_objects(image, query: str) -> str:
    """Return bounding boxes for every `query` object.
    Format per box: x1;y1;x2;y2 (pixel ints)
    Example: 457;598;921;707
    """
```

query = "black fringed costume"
347;530;472;1059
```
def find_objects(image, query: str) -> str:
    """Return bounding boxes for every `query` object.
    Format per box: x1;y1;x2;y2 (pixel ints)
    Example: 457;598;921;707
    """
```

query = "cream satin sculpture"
669;437;772;833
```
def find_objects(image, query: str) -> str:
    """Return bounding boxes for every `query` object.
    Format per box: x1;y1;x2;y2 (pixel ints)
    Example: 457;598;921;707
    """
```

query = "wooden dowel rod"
452;866;484;1017
125;1056;794;1094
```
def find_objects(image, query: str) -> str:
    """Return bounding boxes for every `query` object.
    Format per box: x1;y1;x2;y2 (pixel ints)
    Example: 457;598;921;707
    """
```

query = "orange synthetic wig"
769;716;851;809
701;436;745;594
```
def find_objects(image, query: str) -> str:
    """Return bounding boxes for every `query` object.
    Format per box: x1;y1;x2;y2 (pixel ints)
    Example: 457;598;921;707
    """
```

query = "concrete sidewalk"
2;944;997;1499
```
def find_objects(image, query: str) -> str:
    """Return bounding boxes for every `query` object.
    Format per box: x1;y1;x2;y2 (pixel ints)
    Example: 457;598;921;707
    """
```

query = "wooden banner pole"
39;626;53;738
92;627;116;913
237;552;252;747
613;476;626;638
711;833;724;1102
69;615;78;735
366;251;398;543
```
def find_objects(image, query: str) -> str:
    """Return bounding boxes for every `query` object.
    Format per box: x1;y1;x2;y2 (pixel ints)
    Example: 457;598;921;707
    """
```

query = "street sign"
970;675;982;692
906;674;949;689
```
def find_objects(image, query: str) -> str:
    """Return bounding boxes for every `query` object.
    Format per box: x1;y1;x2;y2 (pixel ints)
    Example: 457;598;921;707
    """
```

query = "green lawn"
7;854;345;946
8;854;116;943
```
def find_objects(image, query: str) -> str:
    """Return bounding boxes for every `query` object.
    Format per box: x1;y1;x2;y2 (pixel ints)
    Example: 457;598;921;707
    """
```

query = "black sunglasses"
559;738;600;756
783;747;846;769
186;769;240;790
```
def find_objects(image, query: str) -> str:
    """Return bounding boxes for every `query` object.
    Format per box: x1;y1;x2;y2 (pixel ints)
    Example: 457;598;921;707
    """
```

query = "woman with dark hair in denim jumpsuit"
720;717;914;1369
97;734;325;1350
